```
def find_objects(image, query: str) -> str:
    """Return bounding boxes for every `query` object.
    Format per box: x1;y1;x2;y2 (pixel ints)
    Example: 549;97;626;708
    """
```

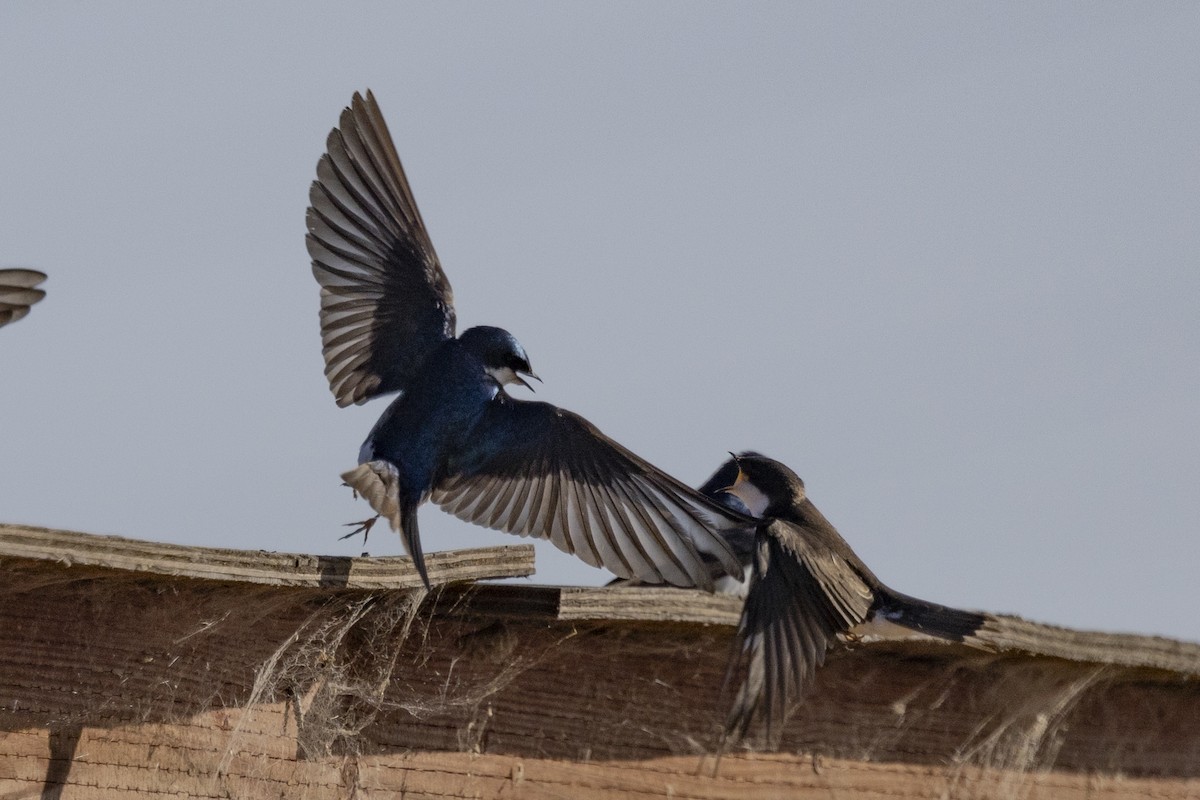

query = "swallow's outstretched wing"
725;513;874;744
430;397;752;589
308;90;456;407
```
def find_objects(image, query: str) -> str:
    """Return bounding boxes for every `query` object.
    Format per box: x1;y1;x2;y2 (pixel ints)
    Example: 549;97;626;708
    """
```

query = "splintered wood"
1;525;1198;799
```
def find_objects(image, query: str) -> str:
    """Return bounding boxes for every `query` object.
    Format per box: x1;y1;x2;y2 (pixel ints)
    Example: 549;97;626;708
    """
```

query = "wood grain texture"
975;613;1200;675
0;523;535;588
1;525;1198;799
444;584;1200;676
3;727;1197;800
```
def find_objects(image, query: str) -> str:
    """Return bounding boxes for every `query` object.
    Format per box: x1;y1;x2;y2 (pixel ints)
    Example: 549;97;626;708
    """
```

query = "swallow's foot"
340;515;379;545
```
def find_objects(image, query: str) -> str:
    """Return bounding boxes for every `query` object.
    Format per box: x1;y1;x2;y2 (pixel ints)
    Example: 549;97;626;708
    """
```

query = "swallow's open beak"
717;463;770;518
717;452;744;495
717;470;745;498
515;369;542;392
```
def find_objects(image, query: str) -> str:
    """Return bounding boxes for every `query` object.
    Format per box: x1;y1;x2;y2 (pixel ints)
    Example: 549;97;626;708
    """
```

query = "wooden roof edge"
431;583;743;626
0;523;535;589
445;584;1200;678
975;612;1200;676
5;523;1198;678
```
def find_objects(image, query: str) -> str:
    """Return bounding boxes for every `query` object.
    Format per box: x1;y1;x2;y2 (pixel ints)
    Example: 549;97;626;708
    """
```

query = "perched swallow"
0;269;47;329
307;91;750;589
702;452;988;744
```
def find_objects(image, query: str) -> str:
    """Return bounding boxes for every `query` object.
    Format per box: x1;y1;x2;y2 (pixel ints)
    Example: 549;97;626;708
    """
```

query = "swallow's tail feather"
398;500;428;589
874;587;987;641
341;461;430;589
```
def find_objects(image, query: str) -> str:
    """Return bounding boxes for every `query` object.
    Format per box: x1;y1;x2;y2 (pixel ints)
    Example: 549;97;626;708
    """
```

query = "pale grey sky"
2;4;1197;641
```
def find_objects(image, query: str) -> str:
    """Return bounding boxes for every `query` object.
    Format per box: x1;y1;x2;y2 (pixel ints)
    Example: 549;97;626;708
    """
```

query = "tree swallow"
703;452;988;743
307;91;750;590
0;269;47;329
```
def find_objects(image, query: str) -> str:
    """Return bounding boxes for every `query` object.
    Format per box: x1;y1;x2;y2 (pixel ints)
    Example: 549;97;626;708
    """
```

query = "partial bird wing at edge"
307;90;456;407
0;269;47;329
429;397;752;590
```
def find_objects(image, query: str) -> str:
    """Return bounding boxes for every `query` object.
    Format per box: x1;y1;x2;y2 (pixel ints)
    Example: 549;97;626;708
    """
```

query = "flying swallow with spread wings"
307;91;753;589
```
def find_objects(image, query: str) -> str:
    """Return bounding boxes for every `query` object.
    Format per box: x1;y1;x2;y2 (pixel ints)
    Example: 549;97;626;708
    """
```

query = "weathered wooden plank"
0;523;535;588
4;522;1198;675
346;751;1200;800
3;729;1196;800
1;526;1199;799
976;613;1200;676
546;585;1200;676
557;586;743;625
